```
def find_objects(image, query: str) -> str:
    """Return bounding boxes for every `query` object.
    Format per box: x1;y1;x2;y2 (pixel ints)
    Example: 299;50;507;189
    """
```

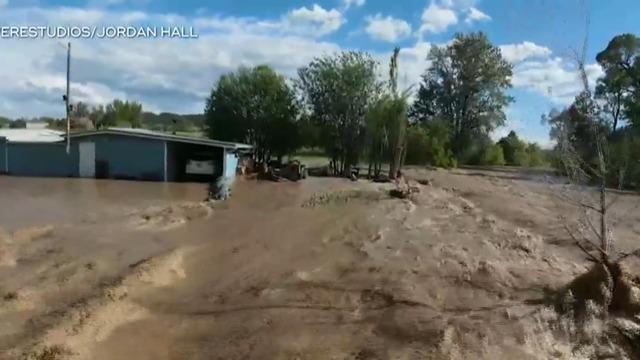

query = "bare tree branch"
563;223;606;263
555;190;601;212
617;248;640;262
582;212;602;241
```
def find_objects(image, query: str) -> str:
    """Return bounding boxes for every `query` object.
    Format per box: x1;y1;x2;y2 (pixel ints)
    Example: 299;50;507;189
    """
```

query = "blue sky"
1;0;640;146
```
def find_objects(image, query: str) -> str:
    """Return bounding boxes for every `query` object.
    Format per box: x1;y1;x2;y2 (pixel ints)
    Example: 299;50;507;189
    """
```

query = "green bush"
481;144;506;165
456;133;494;165
405;126;430;165
498;131;528;166
607;129;640;189
405;124;457;168
525;143;547;167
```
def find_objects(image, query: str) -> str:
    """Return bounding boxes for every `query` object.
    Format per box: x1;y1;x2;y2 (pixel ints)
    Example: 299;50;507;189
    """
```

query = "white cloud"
341;0;365;9
499;41;604;106
0;6;343;118
499;41;552;63
419;2;458;34
286;4;345;36
511;57;604;104
365;14;411;42
196;5;345;38
465;7;491;24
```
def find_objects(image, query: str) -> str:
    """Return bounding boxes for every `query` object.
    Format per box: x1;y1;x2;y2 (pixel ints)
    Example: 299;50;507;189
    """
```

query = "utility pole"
65;42;71;154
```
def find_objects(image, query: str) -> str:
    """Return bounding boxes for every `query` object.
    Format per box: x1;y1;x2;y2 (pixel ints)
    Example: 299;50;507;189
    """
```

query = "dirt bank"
1;170;639;359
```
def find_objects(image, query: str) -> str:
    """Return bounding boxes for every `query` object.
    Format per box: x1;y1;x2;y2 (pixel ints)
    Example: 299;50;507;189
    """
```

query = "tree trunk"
389;145;402;180
600;174;609;262
400;138;407;169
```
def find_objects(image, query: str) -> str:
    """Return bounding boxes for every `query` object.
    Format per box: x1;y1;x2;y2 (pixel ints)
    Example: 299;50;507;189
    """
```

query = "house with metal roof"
0;127;251;182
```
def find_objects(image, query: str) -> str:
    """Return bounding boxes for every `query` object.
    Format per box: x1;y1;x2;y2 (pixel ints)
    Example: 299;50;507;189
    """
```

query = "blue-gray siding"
88;134;165;181
7;142;78;177
0;138;7;174
0;133;240;182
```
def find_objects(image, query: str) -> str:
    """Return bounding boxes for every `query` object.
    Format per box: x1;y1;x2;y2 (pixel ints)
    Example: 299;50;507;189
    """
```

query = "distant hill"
141;112;205;133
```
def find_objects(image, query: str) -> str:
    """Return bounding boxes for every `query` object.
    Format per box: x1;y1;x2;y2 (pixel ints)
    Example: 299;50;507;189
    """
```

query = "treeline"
0;117;27;128
205;31;640;186
206;32;521;178
1;101;204;134
544;33;640;190
405;128;550;168
141;112;204;133
0;100;144;130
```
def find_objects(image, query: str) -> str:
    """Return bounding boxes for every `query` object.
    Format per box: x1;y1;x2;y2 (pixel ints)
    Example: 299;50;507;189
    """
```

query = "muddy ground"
0;168;639;359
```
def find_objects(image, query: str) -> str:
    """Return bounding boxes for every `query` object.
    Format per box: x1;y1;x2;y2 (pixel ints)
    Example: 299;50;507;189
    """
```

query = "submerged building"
0;128;251;182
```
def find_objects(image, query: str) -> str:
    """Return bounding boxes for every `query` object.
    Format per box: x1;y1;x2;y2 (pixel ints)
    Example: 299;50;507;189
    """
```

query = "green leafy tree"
74;102;90;119
525;143;547;168
205;65;300;164
141;112;204;133
89;105;106;129
498;131;528;166
102;100;143;129
405;121;456;168
365;97;391;177
592;34;640;189
0;116;11;128
455;132;494;165
9;119;27;128
481;143;506;166
595;34;640;128
297;51;382;176
297;113;322;149
544;92;611;174
404;126;430;165
364;47;412;178
411;32;513;159
44;118;66;130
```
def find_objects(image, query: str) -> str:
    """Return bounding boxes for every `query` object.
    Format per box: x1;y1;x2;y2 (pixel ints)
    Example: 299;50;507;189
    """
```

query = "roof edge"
67;129;252;150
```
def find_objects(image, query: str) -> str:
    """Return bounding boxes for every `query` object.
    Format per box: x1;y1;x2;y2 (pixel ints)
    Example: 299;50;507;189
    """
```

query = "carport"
66;128;251;182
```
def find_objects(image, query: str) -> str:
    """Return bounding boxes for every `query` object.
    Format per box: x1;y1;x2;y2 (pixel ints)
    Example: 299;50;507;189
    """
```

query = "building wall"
0;137;7;174
0;133;242;182
224;150;238;178
86;134;165;181
6;142;79;177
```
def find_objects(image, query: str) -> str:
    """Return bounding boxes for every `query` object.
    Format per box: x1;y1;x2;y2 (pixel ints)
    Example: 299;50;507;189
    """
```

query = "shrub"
481;144;506;165
405;124;457;168
525;143;546;167
498;131;528;166
457;133;494;165
405;126;431;165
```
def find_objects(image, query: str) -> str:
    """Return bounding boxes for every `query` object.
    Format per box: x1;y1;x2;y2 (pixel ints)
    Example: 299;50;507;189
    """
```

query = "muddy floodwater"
0;177;208;231
1;169;639;359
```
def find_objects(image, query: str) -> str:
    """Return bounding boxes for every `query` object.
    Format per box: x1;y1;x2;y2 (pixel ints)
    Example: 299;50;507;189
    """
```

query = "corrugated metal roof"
0;129;64;143
68;128;252;150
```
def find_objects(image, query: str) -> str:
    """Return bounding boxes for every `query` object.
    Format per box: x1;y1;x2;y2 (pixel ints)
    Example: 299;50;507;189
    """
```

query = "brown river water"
1;170;639;359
